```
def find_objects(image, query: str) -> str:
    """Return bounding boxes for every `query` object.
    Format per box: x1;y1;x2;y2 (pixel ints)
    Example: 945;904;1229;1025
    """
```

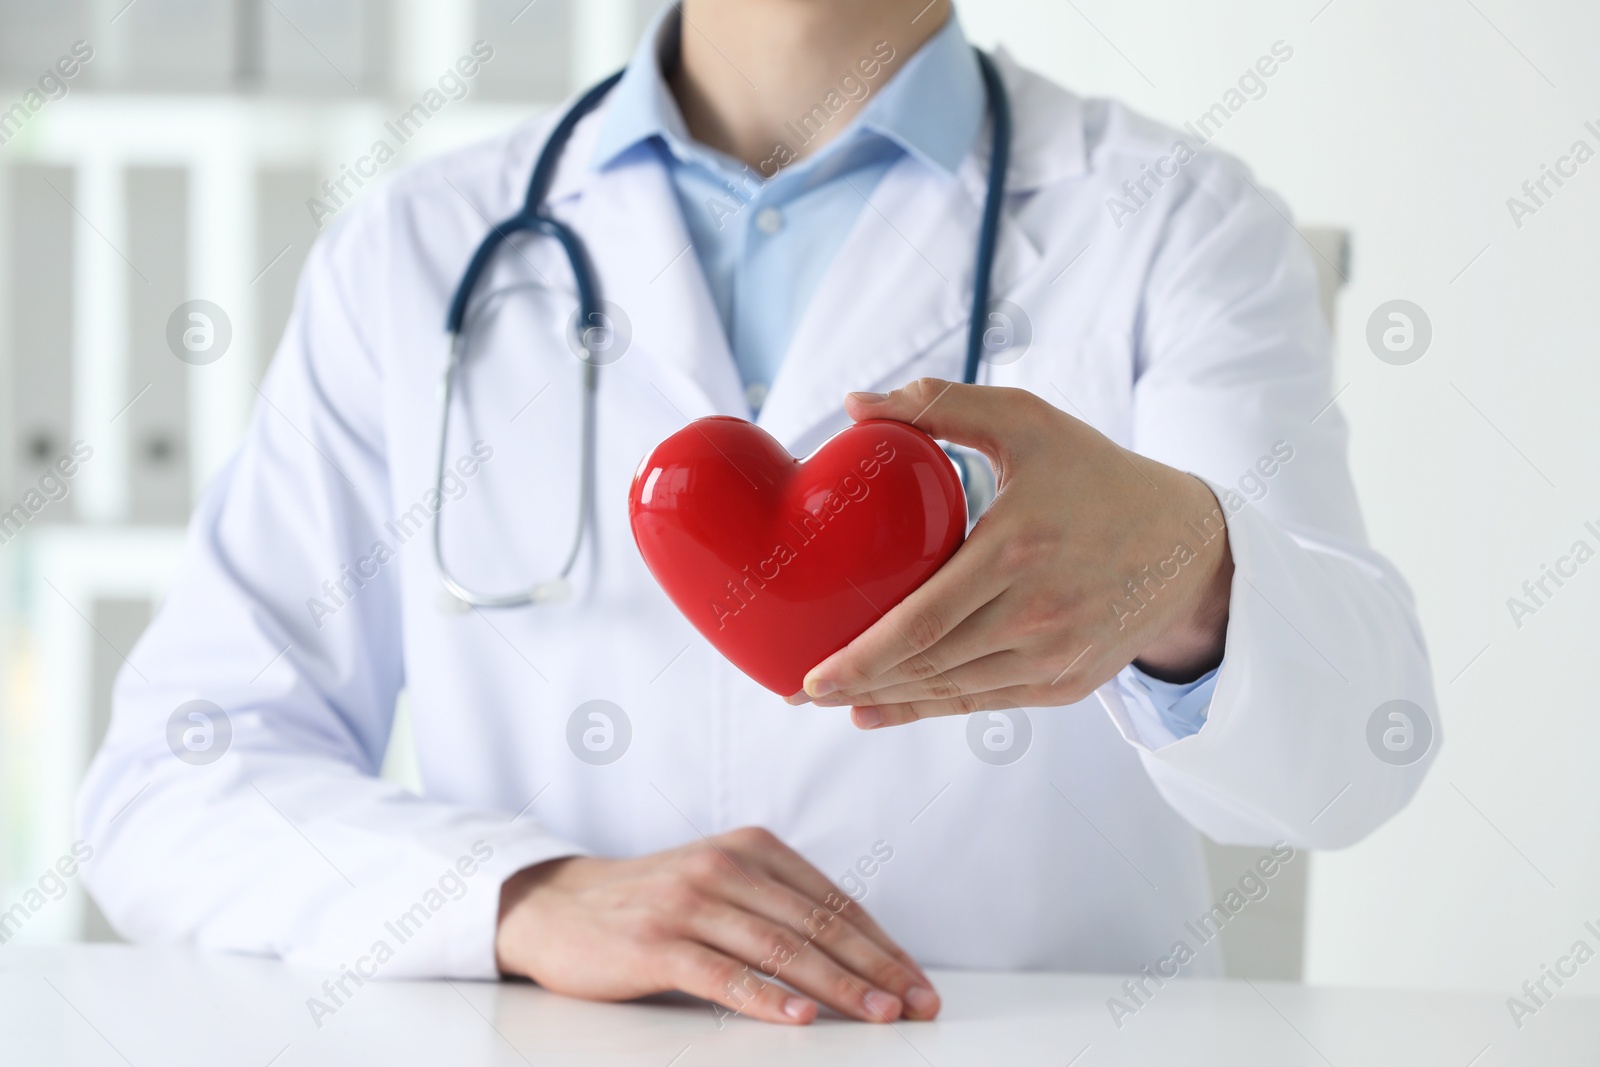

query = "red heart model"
629;417;967;696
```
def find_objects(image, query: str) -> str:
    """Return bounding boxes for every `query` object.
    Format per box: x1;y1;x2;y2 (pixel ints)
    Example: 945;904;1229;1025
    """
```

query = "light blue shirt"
591;9;1218;738
592;7;984;413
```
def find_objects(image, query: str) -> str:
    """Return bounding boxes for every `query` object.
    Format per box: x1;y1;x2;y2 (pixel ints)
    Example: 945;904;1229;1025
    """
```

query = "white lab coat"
79;53;1436;980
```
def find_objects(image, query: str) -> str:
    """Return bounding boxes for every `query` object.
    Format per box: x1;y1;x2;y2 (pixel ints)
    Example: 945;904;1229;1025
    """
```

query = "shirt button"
754;207;784;235
745;382;770;410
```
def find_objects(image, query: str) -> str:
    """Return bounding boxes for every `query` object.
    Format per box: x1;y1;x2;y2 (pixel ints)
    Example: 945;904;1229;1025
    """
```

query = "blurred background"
2;0;1597;1000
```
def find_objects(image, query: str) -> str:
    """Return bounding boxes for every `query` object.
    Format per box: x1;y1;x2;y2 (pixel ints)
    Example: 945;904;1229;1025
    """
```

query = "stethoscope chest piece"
945;445;998;530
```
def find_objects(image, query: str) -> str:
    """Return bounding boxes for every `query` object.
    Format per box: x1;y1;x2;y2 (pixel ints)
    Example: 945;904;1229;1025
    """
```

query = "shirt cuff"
1113;664;1219;749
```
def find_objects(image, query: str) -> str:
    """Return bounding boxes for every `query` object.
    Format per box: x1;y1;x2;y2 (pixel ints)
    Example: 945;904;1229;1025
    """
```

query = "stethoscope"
435;48;1010;609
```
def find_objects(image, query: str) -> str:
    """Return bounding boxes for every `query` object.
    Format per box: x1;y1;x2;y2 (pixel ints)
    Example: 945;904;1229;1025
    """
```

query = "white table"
2;944;1594;1065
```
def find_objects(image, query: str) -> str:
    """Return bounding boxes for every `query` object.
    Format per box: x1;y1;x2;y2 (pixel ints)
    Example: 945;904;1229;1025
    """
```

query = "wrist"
1133;477;1233;682
495;856;583;977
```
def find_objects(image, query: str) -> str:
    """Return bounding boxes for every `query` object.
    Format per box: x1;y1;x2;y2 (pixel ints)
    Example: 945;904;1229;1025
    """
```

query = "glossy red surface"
629;417;967;696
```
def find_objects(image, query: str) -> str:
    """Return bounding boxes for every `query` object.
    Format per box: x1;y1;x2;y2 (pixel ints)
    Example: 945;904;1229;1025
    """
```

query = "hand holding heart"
794;379;1234;729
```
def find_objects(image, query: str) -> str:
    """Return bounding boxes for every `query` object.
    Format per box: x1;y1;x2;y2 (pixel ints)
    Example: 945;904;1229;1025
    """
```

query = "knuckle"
923;673;961;699
790;902;841;944
727;825;778;851
671;945;739;989
903;654;942;682
703;957;748;992
832;972;870;1009
833;667;875;692
804;907;845;944
680;847;730;886
1018;595;1074;638
996;537;1037;572
909;376;947;404
998;523;1060;571
1016;388;1060;433
904;610;945;652
954;691;982;716
656;881;703;920
765;930;804;963
631;907;679;942
826;893;859;919
1017;386;1054;420
866;957;909;991
822;887;853;912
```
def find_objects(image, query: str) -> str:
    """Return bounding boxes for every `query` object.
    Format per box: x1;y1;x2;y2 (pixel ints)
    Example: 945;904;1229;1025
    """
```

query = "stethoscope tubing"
435;51;1009;609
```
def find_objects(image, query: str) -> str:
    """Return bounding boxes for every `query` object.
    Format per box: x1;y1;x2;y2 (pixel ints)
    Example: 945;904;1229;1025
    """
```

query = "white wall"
964;0;1600;993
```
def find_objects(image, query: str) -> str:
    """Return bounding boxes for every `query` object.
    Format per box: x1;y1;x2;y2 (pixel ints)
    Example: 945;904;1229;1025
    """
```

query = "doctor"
81;0;1436;1030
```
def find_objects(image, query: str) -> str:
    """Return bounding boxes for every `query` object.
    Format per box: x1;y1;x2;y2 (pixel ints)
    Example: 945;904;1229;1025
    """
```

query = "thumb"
845;378;1020;458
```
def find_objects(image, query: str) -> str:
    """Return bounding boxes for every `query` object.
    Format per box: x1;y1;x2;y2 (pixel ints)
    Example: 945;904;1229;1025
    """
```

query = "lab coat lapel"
565;154;746;420
757;149;1043;454
545;45;1071;447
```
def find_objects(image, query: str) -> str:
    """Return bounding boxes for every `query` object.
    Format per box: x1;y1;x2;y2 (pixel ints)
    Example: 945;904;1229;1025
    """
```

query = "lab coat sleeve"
75;204;585;979
1098;156;1439;849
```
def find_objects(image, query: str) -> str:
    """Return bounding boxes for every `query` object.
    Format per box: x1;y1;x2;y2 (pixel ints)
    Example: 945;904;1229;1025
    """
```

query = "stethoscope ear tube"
431;69;622;609
960;50;1012;389
431;324;594;609
444;68;625;335
945;53;1009;533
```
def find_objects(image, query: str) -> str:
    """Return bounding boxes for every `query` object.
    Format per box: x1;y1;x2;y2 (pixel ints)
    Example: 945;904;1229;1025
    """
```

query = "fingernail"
848;391;889;403
805;676;837;698
854;706;884;729
784;691;810;706
904;985;939;1017
783;996;813;1021
863;990;902;1021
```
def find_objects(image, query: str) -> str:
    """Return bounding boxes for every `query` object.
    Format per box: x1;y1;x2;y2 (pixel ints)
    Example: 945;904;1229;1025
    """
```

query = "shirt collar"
590;6;985;180
854;12;984;176
588;6;697;171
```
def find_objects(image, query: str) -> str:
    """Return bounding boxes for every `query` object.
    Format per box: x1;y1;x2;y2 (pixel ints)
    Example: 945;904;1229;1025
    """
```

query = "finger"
734;876;938;1020
844;378;1042;461
802;382;1050;702
821;583;1101;710
665;941;817;1025
687;901;905;1023
804;542;1006;698
817;593;1023;702
728;832;930;981
818;650;1032;708
718;831;940;1018
851;685;1040;729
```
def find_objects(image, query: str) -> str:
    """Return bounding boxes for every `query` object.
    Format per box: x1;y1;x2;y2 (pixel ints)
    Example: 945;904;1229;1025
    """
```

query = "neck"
668;0;953;171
